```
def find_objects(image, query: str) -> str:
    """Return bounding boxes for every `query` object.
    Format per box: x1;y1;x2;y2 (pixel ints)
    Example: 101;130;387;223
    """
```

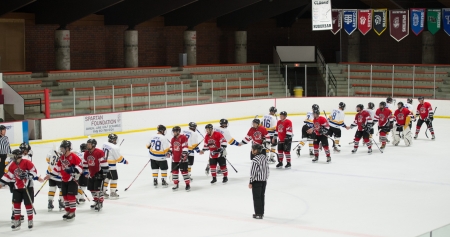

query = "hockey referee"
0;125;12;178
249;144;269;219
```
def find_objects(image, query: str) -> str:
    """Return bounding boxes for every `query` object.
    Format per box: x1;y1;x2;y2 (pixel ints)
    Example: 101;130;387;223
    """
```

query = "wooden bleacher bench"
352;84;438;89
88;97;210;110
347;76;444;82
191;69;263;76
199;77;266;83
57;73;181;83
47;66;171;74
78;89;198;101
355;91;433;97
222;92;273;98
212;84;268;91
66;81;190;92
18;90;51;95
3;72;32;76
183;63;260;69
343;69;447;75
24;99;62;105
7;81;42;86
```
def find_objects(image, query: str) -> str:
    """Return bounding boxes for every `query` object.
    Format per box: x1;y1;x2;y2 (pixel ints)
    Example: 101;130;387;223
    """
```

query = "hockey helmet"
251;144;263;154
219;119;229;127
80;143;87;152
252;119;260;125
368;102;375;110
313;110;320;116
339;102;346;110
280;111;287;117
19;142;31;151
11;149;23;160
379;101;386;108
407;98;413;104
312;104;319;111
269;106;277;113
60;140;72;150
397;101;404;108
108;133;118;143
386;96;393;103
205;124;213;130
172;126;181;132
86;139;97;148
188;122;197;129
157;125;167;135
418;96;424;101
356;104;364;111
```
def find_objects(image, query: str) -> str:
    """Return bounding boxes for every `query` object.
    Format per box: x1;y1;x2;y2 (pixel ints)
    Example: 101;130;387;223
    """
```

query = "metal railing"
417;223;450;237
24;98;43;113
317;48;337;96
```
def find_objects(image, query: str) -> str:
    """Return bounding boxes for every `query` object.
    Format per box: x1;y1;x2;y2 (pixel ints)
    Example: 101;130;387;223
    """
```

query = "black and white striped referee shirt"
0;135;11;154
249;154;269;183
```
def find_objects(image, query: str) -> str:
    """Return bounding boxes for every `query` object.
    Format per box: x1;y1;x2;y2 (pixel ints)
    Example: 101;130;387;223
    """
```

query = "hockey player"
44;140;82;221
213;119;239;174
0;149;43;230
350;104;374;154
312;110;331;163
414;97;435;140
103;133;128;199
182;122;201;179
405;98;414;129
392;102;413;146
170;126;190;191
262;106;278;163
273;111;293;169
19;143;33;161
295;104;319;158
366;102;377;138
147;125;171;188
45;149;64;211
375;102;393;151
75;143;88;203
84;139;108;211
199;124;228;184
239;119;269;160
327;102;350;152
386;96;395;110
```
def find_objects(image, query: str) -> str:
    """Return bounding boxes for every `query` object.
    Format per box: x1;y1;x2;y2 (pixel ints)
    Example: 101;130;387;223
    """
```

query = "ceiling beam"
164;0;262;28
103;0;198;27
0;0;35;17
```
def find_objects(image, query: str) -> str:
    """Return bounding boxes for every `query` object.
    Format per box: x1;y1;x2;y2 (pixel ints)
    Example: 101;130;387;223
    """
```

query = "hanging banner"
427;9;441;35
410;8;425;36
84;113;122;135
343;10;357;35
312;0;333;31
331;9;342;34
373;9;388;35
358;9;373;35
442;8;450;36
390;10;409;42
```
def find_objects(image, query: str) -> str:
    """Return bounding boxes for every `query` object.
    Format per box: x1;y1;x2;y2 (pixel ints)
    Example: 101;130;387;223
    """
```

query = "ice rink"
1;115;450;237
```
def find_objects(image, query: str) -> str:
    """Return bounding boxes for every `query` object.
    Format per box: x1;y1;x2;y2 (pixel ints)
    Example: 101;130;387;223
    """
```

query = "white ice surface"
1;115;450;237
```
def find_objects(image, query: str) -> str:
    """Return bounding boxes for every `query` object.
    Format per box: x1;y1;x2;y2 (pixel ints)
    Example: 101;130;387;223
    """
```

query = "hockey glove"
166;150;172;158
64;165;76;174
284;135;292;144
429;115;434;121
389;121;394;130
19;171;30;180
213;148;223;156
271;135;278;146
363;124;373;134
319;127;329;135
181;151;188;162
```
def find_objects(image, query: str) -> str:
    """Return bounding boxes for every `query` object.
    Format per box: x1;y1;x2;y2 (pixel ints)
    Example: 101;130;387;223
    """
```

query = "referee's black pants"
252;181;267;215
0;154;7;178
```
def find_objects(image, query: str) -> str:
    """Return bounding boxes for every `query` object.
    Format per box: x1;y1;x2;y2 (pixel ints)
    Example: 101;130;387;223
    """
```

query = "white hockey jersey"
214;126;239;146
45;150;62;181
304;111;314;128
365;109;377;124
182;129;201;153
327;109;347;128
405;103;414;114
102;142;127;170
262;114;277;137
147;134;171;161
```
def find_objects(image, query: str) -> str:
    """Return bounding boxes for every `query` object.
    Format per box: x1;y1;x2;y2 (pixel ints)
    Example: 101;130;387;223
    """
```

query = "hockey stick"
73;179;91;202
225;157;238;173
119;139;124;146
124;160;150;191
371;138;383;153
196;129;205;138
24;182;37;215
34;179;48;197
425;107;437;138
170;138;205;181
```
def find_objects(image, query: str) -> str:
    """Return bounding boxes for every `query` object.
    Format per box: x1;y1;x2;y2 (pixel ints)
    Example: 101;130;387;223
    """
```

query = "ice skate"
222;177;228;184
211;177;217;184
380;144;386;151
90;201;97;209
95;202;102;212
333;146;340;152
285;162;291;169
351;148;358;154
110;191;119;200
414;134;418;139
309;150;314;158
153;178;158;188
368;148;372;155
65;212;76;221
63;211;70;220
185;184;191;192
11;220;21;231
103;192;109;199
326;156;331;163
296;147;301;158
58;200;64;211
276;162;283;169
28;220;33;230
78;198;86;203
432;134;435;140
253;214;263;219
48;200;54;211
172;184;179;191
312;156;318;162
161;179;169;188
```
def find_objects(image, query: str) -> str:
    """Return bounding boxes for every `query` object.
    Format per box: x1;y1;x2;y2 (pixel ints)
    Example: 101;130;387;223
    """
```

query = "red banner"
331;9;342;35
358;9;373;35
389;10;409;42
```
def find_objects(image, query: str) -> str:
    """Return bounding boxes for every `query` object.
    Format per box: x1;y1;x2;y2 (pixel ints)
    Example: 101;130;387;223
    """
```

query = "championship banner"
389;10;409;42
442;8;450;36
312;0;332;31
358;9;372;35
343;10;357;35
427;9;441;35
331;9;342;34
373;9;388;35
410;8;425;36
84;113;122;135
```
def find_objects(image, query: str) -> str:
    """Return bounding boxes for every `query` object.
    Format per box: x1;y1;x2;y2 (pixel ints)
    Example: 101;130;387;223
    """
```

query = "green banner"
427;9;441;34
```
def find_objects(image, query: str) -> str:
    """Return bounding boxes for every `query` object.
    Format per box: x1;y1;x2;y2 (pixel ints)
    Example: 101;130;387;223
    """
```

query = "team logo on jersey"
173;141;181;151
379;114;385;120
420;107;426;113
358;115;363;122
314;122;320;129
87;155;96;166
61;159;70;169
277;124;284;132
14;167;25;179
397;113;404;120
208;139;217;148
253;131;262;140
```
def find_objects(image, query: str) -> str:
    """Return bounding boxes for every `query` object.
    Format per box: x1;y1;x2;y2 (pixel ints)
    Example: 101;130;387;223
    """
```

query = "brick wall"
22;16;450;72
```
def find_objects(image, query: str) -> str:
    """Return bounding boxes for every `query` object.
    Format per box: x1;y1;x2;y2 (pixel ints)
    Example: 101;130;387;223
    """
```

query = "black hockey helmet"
368;102;375;110
280;111;287;116
108;133;118;143
356;104;364;111
219;119;228;126
252;119;260;125
407;98;413;104
397;101;404;108
251;144;263;154
379;101;386;107
312;104;319;111
339;102;346;110
386;96;393;103
269;106;277;113
19;142;31;151
87;139;97;148
418;96;424;101
188;122;197;129
172;126;181;132
157;125;167;134
205;124;213;129
11;149;23;160
60;140;72;150
80;143;87;152
0;125;6;131
313;109;320;116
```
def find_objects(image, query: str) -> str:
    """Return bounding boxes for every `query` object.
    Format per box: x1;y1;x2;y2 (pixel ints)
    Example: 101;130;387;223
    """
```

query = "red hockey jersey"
375;108;393;127
416;102;433;120
171;134;189;162
51;152;82;182
1;159;37;189
351;110;373;131
203;131;227;159
84;148;108;178
275;119;293;142
243;125;268;145
313;116;329;135
394;107;412;126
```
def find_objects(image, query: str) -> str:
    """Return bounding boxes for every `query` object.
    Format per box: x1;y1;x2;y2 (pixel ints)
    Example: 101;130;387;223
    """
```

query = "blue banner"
443;8;450;36
343;10;357;35
410;8;425;36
